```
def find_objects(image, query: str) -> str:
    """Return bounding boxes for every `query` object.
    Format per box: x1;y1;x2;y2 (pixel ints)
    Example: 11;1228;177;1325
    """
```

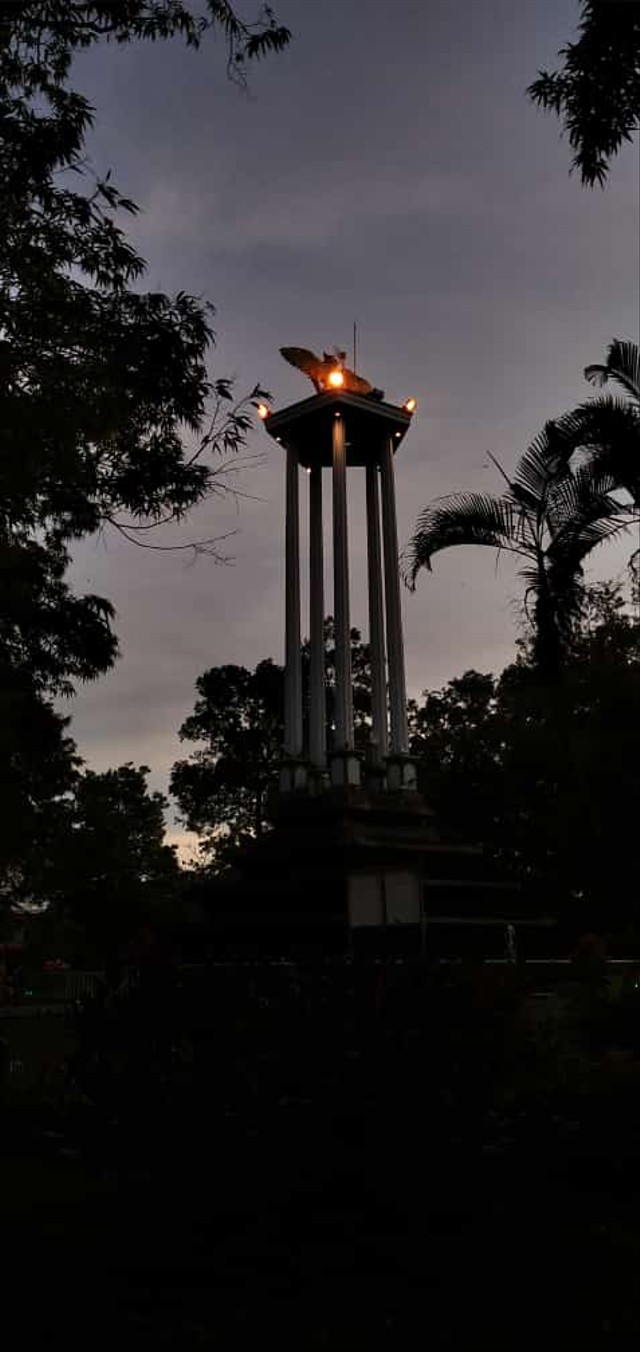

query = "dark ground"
2;960;640;1347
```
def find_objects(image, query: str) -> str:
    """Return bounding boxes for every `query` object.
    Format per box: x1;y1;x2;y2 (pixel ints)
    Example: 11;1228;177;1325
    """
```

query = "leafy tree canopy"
40;763;180;962
170;621;373;867
410;574;640;936
528;0;640;186
1;0;288;577
171;657;284;860
0;665;79;923
0;2;288;902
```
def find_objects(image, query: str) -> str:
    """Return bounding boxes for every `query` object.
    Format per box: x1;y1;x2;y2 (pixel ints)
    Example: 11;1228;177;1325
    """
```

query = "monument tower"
261;345;418;796
200;346;536;952
249;345;450;936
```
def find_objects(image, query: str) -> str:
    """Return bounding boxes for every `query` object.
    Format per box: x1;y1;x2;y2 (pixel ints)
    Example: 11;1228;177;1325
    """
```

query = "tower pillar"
281;442;306;792
308;461;326;776
331;412;360;786
380;435;416;790
365;461;388;778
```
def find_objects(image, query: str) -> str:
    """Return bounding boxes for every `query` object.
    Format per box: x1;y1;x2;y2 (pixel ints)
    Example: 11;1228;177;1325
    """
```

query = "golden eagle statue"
280;346;384;400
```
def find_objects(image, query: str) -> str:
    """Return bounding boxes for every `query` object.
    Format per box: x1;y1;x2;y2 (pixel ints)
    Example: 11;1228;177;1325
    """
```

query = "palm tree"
553;340;640;508
403;425;630;679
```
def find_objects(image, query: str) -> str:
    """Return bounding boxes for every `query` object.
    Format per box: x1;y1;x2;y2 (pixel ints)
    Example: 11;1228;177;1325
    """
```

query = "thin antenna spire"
353;321;358;373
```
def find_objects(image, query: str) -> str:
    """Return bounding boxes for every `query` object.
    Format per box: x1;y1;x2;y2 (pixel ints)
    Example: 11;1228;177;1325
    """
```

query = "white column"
308;462;325;768
284;442;303;759
332;412;354;752
365;462;388;761
380;436;409;756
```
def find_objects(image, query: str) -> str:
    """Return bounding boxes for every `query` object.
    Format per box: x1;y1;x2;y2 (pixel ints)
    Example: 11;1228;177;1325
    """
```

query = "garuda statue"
281;346;384;400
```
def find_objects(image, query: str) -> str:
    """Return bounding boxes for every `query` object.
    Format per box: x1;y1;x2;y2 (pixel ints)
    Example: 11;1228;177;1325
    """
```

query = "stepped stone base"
192;787;553;956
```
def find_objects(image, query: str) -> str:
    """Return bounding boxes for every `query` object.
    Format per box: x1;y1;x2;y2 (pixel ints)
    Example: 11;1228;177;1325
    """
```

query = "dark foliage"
0;2;287;903
0;0;286;568
30;763;180;962
528;0;640;186
170;621;374;865
553;339;640;510
0;665;79;917
3;953;640;1343
410;580;640;936
403;416;631;679
171;658;285;859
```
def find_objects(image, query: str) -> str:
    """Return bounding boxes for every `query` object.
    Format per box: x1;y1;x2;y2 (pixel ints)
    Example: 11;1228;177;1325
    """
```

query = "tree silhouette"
403;427;630;679
0;3;288;902
408;576;640;933
1;2;287;579
0;0;287;695
42;764;179;963
553;340;640;511
171;659;284;862
0;665;79;922
528;0;640;186
170;623;373;865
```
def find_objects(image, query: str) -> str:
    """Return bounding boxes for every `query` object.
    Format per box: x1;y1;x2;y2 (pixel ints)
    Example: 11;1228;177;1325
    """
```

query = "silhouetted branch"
104;516;238;562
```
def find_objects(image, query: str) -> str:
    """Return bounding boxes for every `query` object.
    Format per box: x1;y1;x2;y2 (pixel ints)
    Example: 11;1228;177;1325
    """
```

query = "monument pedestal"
198;786;549;958
279;757;308;794
329;749;362;788
385;754;418;792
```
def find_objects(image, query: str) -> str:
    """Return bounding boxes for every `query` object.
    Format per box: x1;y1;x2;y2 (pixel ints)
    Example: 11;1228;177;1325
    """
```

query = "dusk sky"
65;1;639;859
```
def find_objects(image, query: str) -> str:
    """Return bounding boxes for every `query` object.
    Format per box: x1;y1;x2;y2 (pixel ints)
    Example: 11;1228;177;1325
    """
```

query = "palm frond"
552;397;640;502
548;497;632;569
403;493;526;589
518;565;545;604
506;420;571;513
554;395;638;445
585;340;640;404
547;461;620;526
573;509;633;558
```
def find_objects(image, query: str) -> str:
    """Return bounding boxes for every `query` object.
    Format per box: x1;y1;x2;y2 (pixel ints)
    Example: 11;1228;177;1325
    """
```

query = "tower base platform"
191;788;554;958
